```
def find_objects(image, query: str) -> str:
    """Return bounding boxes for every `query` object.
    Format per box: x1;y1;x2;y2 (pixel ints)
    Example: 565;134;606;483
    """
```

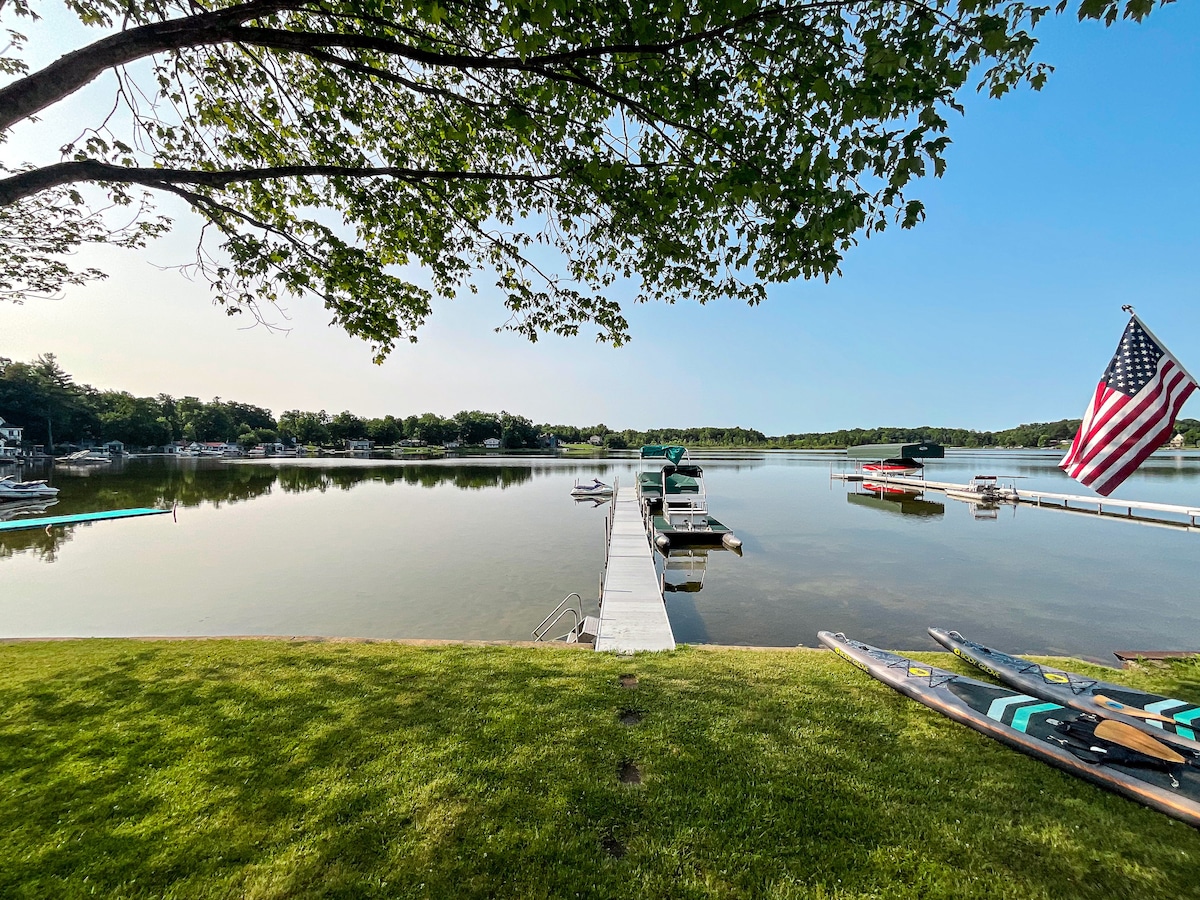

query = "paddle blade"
1095;719;1186;763
1092;694;1178;725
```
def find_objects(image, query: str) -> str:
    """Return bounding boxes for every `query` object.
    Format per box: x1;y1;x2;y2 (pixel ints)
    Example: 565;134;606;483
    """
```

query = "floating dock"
834;472;1200;530
0;507;173;533
594;483;675;653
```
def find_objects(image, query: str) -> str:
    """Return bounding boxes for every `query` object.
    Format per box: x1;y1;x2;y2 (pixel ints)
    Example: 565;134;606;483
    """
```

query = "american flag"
1060;315;1196;496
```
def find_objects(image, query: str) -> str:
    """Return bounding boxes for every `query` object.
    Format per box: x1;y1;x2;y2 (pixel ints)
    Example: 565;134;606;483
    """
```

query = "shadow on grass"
0;643;1198;899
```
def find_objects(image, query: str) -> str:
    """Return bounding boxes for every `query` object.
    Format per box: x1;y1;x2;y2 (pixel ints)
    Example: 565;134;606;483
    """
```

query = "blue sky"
4;4;1199;433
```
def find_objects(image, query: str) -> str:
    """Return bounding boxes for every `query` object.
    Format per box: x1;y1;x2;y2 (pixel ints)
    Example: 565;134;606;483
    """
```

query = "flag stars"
1104;320;1163;395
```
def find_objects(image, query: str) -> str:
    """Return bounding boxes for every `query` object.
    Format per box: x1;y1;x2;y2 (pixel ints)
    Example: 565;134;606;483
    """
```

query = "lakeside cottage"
0;418;25;460
0;417;23;444
483;437;501;449
345;439;373;451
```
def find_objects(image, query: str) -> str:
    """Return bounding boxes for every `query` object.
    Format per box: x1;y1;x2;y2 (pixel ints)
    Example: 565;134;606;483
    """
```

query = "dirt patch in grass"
601;830;627;858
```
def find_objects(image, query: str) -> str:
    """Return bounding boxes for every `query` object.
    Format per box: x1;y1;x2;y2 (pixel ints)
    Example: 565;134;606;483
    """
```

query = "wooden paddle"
1092;694;1179;725
1095;719;1187;764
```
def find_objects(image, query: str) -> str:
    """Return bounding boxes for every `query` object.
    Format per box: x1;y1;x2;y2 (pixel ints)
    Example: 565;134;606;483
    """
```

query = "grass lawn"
2;641;1198;899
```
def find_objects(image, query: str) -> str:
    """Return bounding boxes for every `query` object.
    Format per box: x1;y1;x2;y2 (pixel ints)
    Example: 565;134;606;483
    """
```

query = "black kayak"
929;627;1200;752
819;631;1200;828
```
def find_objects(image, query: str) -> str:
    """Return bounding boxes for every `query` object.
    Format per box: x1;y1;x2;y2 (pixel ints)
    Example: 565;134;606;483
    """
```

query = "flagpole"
1129;313;1199;387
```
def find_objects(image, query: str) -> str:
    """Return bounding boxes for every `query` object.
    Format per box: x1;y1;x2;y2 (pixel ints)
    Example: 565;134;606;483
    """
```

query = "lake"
2;449;1199;662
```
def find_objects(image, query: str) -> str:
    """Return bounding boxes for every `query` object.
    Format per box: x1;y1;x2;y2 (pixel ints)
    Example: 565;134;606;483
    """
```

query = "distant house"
0;417;23;444
588;435;603;446
538;433;559;450
483;437;501;449
443;440;460;449
102;440;125;455
345;438;373;451
0;438;17;459
1168;433;1186;450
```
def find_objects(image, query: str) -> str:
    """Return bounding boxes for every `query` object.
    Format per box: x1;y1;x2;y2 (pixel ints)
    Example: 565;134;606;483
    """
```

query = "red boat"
861;458;923;476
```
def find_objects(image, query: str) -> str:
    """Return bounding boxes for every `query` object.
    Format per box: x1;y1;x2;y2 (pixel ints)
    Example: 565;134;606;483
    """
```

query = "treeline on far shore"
4;354;1200;451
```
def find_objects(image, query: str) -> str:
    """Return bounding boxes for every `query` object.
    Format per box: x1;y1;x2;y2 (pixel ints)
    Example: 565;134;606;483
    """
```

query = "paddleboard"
929;628;1200;752
818;631;1200;828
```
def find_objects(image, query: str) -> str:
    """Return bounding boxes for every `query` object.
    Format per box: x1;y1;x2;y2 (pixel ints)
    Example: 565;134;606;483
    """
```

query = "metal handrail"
533;608;582;642
532;591;583;641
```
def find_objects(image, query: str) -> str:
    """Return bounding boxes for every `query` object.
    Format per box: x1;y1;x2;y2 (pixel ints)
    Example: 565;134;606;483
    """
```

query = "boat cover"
845;442;944;459
640;445;687;464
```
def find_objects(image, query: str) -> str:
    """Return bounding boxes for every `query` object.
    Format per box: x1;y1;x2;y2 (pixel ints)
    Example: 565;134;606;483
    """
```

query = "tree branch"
0;160;564;206
0;0;309;131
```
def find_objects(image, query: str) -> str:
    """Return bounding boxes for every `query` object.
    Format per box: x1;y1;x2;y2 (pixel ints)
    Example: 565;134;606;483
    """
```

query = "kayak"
927;627;1200;752
819;630;1200;828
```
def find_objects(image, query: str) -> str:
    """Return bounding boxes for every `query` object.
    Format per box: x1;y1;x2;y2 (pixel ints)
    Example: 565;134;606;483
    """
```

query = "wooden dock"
594;483;675;653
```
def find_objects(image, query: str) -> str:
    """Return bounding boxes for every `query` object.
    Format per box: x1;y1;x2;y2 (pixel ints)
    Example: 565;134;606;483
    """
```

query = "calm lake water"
2;450;1199;662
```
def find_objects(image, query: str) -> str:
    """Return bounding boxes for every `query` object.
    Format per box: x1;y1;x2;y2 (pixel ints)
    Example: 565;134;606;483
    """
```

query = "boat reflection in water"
846;485;945;518
657;544;742;596
0;498;59;522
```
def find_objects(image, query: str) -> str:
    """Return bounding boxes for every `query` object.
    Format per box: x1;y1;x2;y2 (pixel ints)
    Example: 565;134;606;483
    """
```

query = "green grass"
2;642;1199;899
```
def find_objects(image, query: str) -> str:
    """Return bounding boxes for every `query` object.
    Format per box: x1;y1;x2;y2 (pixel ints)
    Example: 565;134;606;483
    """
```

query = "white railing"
532;592;584;642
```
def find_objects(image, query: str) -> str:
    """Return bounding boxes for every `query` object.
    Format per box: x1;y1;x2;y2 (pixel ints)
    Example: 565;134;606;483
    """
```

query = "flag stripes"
1060;316;1196;497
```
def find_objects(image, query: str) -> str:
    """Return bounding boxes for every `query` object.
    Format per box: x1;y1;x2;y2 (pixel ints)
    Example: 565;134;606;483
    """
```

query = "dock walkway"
594;483;675;652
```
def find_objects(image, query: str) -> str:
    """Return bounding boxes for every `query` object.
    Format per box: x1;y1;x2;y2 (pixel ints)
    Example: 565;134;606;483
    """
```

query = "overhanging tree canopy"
0;0;1164;359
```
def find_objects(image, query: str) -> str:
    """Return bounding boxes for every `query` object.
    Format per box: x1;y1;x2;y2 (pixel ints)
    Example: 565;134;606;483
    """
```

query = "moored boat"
944;475;1018;504
862;458;924;476
55;449;111;464
635;445;742;552
570;477;614;498
0;474;60;500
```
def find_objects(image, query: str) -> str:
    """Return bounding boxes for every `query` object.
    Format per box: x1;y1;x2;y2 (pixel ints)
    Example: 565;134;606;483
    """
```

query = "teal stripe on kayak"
1173;707;1200;726
1145;699;1188;716
0;508;171;533
986;694;1038;723
1010;702;1062;734
1138;720;1196;740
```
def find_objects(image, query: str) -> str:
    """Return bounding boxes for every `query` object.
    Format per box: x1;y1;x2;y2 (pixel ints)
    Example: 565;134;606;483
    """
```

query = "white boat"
0;474;60;500
945;476;1019;504
570;478;614;498
55;449;111;464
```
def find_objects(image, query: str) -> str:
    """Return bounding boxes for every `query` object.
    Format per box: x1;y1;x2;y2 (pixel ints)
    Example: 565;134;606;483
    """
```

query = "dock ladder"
532;592;600;643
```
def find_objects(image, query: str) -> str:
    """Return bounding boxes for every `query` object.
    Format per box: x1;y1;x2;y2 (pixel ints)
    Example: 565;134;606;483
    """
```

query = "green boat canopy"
640;445;687;464
845;442;944;460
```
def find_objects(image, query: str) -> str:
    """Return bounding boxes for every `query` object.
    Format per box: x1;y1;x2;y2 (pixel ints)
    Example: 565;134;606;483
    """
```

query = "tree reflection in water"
0;459;536;561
